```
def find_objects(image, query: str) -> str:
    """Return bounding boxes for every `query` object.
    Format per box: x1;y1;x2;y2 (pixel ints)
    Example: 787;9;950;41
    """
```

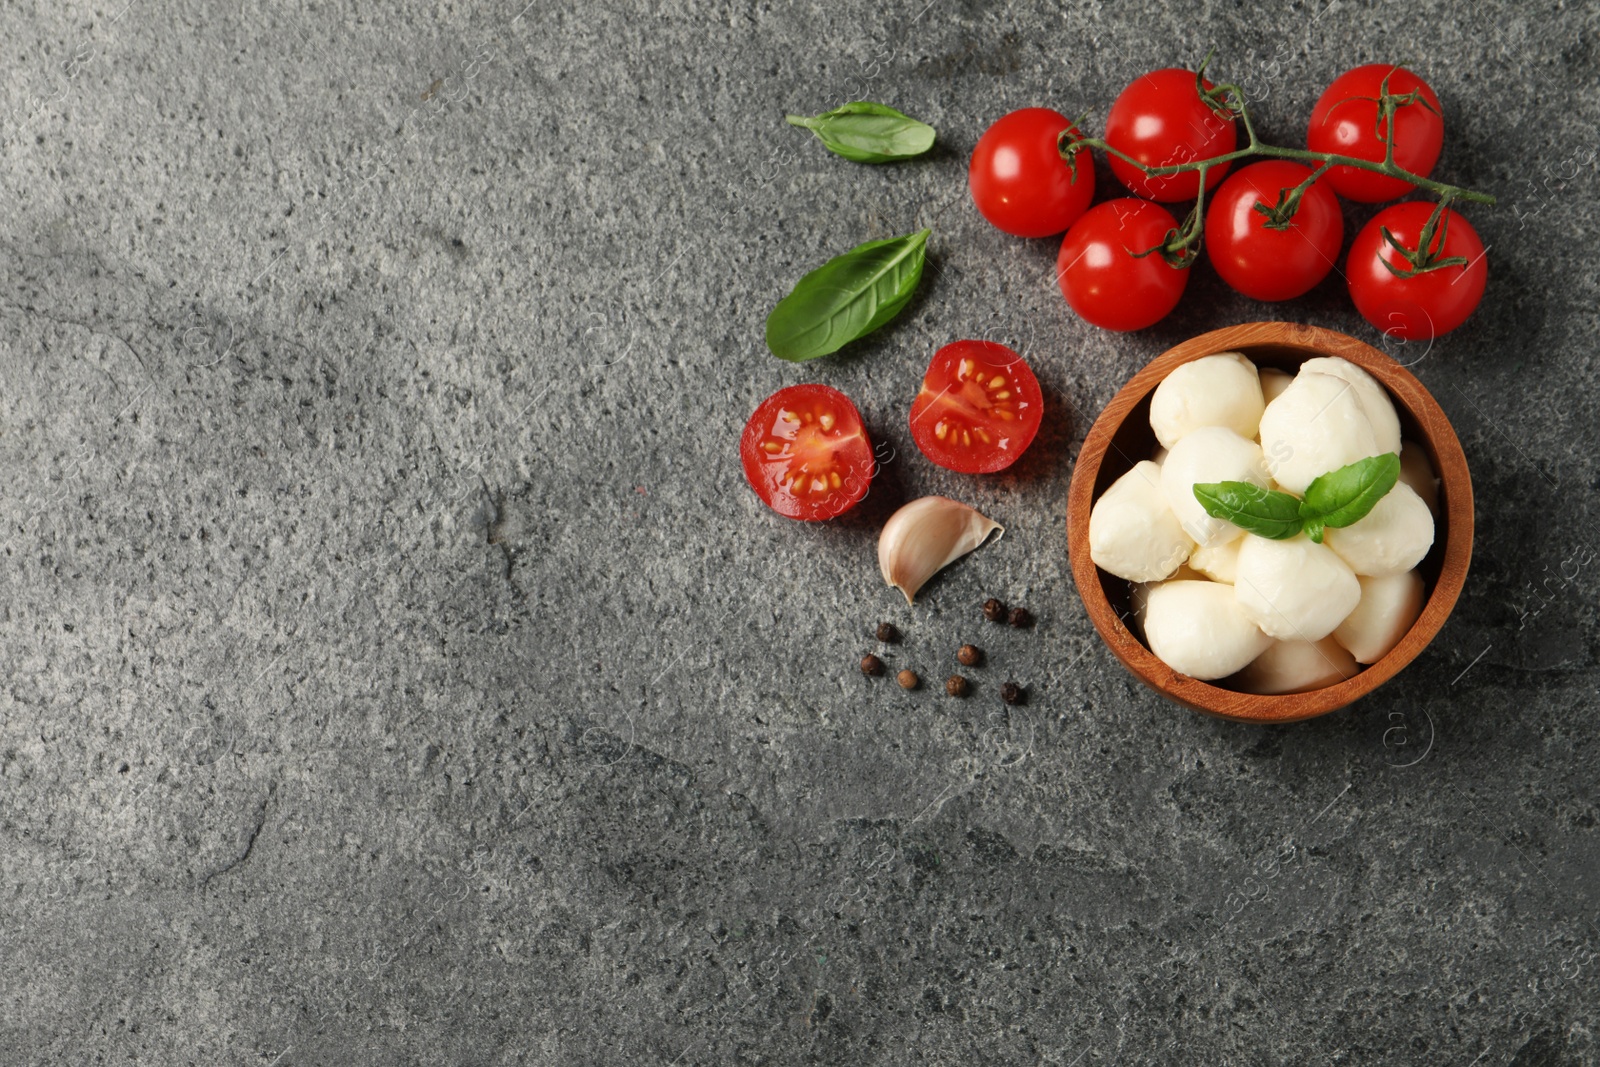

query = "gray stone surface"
1;0;1596;1062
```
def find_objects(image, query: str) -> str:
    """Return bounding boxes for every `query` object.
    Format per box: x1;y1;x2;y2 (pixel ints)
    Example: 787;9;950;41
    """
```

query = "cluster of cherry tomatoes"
740;63;1492;524
740;339;1043;520
968;64;1488;339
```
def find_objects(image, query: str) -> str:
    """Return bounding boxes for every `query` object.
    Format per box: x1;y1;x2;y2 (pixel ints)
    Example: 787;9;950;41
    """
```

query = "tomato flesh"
1308;65;1444;203
1205;161;1344;302
969;108;1095;238
1056;199;1189;332
909;341;1043;474
1104;68;1237;202
740;384;873;520
1347;202;1486;341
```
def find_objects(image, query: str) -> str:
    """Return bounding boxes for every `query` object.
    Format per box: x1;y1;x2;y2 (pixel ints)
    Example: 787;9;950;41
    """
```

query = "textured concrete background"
1;0;1596;1063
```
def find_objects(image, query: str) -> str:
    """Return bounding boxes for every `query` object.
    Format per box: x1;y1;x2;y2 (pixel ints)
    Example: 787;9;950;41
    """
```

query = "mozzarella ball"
1233;636;1361;694
1398;439;1439;517
1090;461;1196;582
1258;371;1382;493
1300;356;1402;455
1130;565;1205;636
1188;537;1240;584
1234;534;1361;641
1160;427;1271;549
1323;482;1435;577
1334;571;1425;664
1144;580;1274;680
1258;367;1293;406
1149;352;1266;449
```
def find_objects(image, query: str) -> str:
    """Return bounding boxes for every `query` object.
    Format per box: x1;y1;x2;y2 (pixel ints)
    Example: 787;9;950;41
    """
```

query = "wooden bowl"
1066;322;1473;724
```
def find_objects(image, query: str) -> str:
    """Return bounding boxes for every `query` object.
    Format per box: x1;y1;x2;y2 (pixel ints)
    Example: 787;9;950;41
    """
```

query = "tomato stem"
1060;133;1493;205
1378;197;1471;278
1062;58;1497;260
1254;160;1334;230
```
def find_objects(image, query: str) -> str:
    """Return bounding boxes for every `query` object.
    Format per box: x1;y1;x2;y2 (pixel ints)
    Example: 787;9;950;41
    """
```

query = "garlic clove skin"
878;496;1003;605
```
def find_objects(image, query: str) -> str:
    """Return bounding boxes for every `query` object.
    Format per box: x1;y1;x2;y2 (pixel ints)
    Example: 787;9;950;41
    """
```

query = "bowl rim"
1066;321;1474;724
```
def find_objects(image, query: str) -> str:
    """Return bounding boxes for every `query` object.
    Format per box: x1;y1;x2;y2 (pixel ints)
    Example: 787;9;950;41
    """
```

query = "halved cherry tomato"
1204;160;1344;302
1346;202;1486;341
1308;65;1444;203
1104;68;1237;202
740;384;874;520
909;340;1043;474
968;108;1095;238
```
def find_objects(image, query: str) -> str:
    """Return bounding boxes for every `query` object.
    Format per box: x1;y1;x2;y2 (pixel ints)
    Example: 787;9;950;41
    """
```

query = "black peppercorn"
896;669;919;690
982;598;1006;622
876;622;901;643
1008;606;1034;629
1000;681;1025;705
957;644;982;667
860;654;885;677
945;675;969;697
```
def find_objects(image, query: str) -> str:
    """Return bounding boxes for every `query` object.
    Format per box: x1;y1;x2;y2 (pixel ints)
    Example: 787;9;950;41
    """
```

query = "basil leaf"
1299;453;1401;543
1192;481;1304;540
765;229;930;362
785;102;936;163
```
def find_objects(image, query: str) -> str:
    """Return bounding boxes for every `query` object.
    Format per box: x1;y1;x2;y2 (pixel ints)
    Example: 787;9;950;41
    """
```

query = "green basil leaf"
1299;453;1401;542
785;102;936;163
765;229;930;362
1192;481;1304;540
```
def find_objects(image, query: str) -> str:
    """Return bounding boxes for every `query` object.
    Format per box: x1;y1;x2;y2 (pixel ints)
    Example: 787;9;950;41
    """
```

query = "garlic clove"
878;496;1003;605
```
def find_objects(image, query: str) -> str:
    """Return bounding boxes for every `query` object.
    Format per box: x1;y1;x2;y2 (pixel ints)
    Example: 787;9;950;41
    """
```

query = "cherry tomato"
1204;161;1344;302
909;341;1043;474
740;384;874;520
1056;199;1189;332
1346;202;1486;341
968;108;1095;238
1308;65;1444;203
1104;68;1237;202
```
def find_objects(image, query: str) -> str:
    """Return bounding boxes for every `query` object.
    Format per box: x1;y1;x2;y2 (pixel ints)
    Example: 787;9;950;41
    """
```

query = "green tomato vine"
1058;56;1495;269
